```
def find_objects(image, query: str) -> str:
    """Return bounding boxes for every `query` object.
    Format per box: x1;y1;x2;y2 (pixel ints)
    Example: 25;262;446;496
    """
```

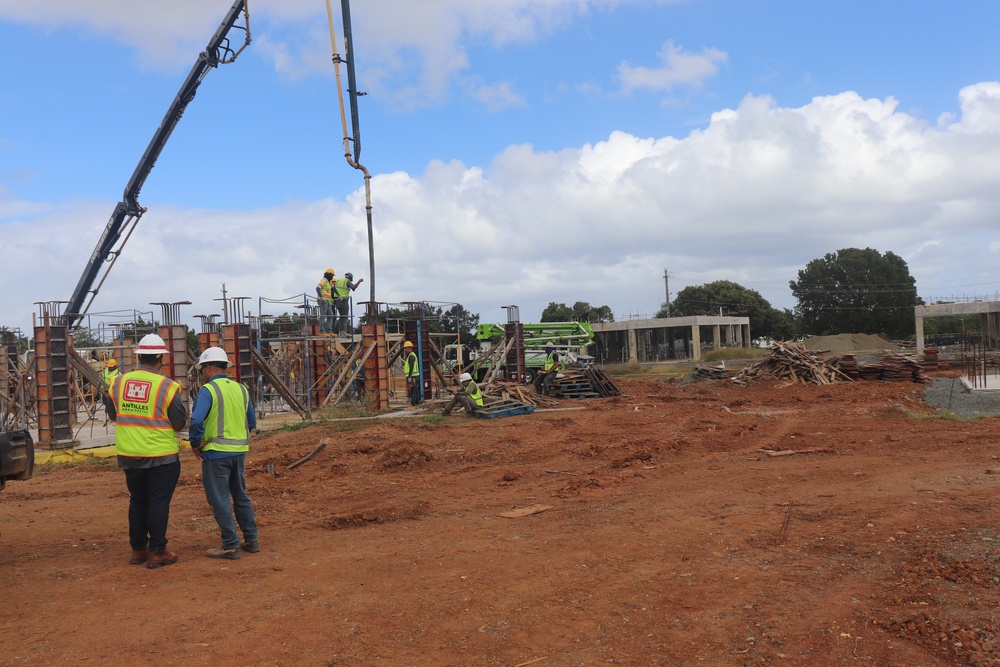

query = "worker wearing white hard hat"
442;371;484;416
106;332;188;570
189;346;259;560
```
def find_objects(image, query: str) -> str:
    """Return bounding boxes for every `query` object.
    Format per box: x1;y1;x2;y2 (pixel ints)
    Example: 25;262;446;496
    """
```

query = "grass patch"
702;347;767;363
907;410;985;422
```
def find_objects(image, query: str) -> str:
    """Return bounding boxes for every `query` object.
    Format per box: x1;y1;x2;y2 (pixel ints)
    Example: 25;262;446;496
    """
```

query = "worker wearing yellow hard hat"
403;340;421;407
101;357;119;387
315;268;336;334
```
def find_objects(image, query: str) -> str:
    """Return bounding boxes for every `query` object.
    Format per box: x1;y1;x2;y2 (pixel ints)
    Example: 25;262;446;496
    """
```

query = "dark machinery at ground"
0;430;33;491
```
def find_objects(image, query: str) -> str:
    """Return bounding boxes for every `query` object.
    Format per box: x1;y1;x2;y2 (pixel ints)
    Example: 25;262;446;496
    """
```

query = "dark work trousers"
124;460;181;553
408;378;422;406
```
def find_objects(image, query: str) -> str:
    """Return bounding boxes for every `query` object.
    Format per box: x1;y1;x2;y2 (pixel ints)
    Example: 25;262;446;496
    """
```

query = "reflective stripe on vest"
202;378;250;453
112;370;180;458
467;380;484;407
317;278;333;300
101;368;119;385
404;352;419;378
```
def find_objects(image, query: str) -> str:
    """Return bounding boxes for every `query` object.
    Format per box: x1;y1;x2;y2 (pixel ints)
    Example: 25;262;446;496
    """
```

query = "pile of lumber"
731;341;851;386
484;381;561;408
836;352;931;384
693;364;728;380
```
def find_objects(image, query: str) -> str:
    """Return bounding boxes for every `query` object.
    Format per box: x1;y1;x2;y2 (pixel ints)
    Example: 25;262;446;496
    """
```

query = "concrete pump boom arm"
64;0;251;327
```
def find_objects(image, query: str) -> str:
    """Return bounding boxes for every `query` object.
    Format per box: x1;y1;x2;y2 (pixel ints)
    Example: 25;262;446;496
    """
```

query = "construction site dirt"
4;373;1000;666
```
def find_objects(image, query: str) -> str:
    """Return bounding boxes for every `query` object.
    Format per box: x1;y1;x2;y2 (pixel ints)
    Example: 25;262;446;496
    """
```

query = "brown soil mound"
800;332;898;353
4;375;998;666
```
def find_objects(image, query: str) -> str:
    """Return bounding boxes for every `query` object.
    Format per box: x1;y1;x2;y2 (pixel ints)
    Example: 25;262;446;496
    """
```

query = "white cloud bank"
4;83;1000;333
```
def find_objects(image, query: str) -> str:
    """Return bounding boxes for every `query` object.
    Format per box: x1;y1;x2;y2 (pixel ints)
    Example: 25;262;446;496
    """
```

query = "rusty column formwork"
307;326;332;407
195;314;222;354
158;324;191;410
221;323;252;384
503;306;527;383
34;316;78;449
361;323;389;410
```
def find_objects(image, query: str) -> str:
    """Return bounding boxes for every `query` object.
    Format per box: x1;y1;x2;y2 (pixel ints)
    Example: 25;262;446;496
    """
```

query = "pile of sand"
800;333;899;354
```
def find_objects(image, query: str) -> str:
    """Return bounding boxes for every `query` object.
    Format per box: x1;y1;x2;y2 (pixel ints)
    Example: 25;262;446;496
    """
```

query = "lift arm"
64;0;251;327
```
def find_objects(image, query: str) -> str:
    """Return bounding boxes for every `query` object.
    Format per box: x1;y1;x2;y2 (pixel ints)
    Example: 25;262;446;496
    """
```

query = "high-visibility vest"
334;277;350;299
543;352;559;372
404;351;419;378
101;367;119;386
111;370;181;458
317;277;333;301
201;378;251;454
466;380;484;407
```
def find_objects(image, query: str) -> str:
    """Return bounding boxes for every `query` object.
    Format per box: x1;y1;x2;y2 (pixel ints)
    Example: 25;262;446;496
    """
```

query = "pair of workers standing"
106;334;258;569
316;268;363;334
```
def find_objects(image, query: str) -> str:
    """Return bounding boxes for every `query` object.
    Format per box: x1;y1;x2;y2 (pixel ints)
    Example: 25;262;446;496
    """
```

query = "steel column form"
33;317;77;449
158;324;191;410
361;323;389;410
221;324;252;384
504;322;527;383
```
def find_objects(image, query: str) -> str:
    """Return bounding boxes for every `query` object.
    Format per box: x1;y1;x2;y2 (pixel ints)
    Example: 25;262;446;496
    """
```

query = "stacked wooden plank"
731;341;852;386
835;352;931;383
549;366;623;399
693;364;728;379
485;381;561;408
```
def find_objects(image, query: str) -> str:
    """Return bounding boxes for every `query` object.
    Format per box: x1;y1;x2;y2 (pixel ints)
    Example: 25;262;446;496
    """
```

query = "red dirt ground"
4;375;1000;666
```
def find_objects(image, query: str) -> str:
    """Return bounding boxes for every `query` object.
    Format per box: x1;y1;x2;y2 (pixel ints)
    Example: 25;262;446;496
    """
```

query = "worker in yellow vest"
404;340;421;406
107;333;187;570
189;347;259;560
100;357;119;387
332;271;364;335
442;372;484;416
534;343;562;396
315;267;336;333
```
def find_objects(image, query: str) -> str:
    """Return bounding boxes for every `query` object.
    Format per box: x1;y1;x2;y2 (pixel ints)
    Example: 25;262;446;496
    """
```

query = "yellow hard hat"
325;267;335;275
403;341;413;348
107;358;117;368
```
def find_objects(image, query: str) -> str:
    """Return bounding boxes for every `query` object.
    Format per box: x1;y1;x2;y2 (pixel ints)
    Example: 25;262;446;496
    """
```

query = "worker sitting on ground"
534;343;561;396
443;372;484;416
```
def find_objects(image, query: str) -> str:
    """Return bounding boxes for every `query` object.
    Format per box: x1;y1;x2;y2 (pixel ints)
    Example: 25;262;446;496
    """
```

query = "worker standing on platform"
404;341;421;407
315;268;336;334
442;372;483;416
189;347;260;560
107;334;187;570
332;272;363;335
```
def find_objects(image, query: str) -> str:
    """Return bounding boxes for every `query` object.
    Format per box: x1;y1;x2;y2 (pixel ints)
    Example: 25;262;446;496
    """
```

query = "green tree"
541;301;614;323
789;248;917;338
658;280;796;342
439;304;480;341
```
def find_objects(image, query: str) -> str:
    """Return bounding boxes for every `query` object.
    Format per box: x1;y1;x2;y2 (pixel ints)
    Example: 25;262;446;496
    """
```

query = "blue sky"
2;0;1000;336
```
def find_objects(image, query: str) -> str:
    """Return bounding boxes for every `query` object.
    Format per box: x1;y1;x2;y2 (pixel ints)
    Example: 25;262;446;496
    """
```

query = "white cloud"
618;40;728;95
4;82;1000;332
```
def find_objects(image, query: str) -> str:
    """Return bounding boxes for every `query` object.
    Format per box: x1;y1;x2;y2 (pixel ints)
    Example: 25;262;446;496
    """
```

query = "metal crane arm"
64;0;251;327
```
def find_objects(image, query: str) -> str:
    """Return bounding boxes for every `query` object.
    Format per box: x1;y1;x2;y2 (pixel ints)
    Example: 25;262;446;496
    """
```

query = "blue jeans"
202;454;258;550
318;300;334;333
124;460;180;553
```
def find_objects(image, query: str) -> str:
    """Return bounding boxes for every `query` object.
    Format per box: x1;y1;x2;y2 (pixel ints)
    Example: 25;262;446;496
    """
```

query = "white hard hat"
196;346;233;369
459;372;473;383
135;334;169;355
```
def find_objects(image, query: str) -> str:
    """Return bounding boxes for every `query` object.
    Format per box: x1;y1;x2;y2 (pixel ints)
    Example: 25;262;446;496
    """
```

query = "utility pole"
663;269;671;317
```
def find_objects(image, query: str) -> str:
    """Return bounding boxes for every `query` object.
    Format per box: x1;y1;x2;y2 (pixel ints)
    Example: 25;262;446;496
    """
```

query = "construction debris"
835;352;931;384
549;366;622;399
731;341;852;386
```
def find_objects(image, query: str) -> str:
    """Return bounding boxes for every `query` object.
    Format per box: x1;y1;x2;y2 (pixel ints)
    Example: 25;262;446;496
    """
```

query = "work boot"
206;546;241;560
129;549;148;565
241;540;261;554
146;551;178;569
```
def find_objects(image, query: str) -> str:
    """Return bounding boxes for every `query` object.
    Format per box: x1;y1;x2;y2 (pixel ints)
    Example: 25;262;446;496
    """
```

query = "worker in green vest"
332;271;363;335
315;267;336;333
189;346;259;560
442;372;484;416
100;357;119;387
534;343;562;396
404;340;421;406
107;333;187;570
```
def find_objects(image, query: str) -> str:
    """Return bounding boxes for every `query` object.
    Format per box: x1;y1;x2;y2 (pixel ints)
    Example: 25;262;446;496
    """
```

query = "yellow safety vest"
543;352;559;372
101;367;119;386
404;351;419;378
466;380;484;407
111;370;181;458
201;378;251;453
317;277;333;301
334;277;350;299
